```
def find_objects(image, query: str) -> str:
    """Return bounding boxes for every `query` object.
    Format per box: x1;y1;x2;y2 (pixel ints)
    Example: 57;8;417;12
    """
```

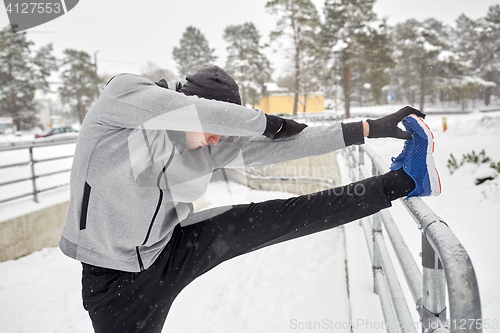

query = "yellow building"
254;94;325;115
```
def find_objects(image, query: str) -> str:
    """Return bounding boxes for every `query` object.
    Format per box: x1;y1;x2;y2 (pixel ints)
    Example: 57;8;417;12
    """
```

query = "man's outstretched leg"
81;172;418;333
81;175;392;333
81;114;440;333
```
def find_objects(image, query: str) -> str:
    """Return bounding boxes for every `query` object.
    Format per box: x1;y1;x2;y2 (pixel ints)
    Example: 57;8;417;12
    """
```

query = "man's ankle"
381;169;416;201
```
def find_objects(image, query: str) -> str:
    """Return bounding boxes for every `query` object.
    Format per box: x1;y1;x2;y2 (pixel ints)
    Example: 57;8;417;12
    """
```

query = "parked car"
0;117;14;135
35;127;79;139
34;127;79;143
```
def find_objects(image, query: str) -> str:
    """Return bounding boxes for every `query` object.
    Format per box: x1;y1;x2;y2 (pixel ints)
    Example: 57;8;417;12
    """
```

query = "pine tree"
455;6;500;106
307;32;336;110
59;49;102;124
351;20;395;106
322;0;387;117
392;19;449;112
140;61;177;82
223;22;272;107
299;37;329;112
172;26;218;79
428;18;490;110
479;5;500;105
0;25;57;129
266;0;320;115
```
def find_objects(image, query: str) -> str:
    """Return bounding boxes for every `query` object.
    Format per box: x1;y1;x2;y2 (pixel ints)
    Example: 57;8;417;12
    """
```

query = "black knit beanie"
180;66;241;105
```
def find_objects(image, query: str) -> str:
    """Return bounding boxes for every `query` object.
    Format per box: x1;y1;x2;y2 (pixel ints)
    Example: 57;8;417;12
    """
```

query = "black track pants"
82;175;391;333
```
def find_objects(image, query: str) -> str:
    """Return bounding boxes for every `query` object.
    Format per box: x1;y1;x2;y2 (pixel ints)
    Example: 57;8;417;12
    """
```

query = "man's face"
185;132;221;150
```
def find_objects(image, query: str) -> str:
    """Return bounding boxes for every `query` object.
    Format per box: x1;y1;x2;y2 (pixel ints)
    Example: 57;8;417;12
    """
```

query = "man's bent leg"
81;226;189;333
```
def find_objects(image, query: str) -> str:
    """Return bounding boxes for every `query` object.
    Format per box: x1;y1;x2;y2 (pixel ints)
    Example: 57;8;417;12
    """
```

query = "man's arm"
95;74;268;137
211;120;365;169
211;106;423;169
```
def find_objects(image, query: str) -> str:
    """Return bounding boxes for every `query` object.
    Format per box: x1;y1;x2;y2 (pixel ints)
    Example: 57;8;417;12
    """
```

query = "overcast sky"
1;0;498;80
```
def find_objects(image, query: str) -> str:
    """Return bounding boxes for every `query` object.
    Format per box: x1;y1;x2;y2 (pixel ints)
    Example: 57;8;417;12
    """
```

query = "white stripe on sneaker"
412;115;441;196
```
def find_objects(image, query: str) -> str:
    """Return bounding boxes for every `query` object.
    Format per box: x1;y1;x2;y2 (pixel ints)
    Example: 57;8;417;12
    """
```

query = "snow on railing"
345;144;482;333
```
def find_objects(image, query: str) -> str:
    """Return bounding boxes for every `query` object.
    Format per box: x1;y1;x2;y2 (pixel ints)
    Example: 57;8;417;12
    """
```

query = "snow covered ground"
0;108;499;332
0;184;355;333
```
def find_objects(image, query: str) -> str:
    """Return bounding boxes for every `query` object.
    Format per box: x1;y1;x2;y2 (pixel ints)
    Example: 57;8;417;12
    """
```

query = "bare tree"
266;0;320;115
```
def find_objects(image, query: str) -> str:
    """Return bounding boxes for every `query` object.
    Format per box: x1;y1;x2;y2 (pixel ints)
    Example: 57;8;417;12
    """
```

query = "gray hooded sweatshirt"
59;73;363;272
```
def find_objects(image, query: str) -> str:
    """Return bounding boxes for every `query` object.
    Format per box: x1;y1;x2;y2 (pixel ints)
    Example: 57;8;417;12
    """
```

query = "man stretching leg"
59;66;440;333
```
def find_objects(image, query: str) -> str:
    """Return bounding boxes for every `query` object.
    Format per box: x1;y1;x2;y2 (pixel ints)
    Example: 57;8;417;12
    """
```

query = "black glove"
366;106;426;140
263;114;307;139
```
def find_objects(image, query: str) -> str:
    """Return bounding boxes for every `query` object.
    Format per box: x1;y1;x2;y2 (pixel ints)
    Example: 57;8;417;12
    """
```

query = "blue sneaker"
390;115;441;198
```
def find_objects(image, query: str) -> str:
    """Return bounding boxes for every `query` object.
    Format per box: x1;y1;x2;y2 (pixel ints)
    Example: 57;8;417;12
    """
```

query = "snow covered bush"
447;149;499;185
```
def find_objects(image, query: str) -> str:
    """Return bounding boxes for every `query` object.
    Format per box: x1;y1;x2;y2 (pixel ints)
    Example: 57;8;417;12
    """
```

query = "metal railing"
345;144;482;333
243;112;481;332
0;139;77;204
290;110;344;126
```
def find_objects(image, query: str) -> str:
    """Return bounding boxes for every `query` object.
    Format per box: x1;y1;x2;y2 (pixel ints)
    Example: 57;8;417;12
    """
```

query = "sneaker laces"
391;139;412;163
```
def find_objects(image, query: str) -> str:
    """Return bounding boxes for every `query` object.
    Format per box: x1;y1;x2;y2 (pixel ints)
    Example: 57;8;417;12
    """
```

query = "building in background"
254;83;325;115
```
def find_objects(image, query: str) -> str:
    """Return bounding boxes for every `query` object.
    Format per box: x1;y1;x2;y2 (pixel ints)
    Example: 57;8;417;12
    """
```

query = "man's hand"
366;106;426;140
263;114;307;139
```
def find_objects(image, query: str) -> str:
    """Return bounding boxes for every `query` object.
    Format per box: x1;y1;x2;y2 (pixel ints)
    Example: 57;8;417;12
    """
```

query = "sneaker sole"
408;115;441;196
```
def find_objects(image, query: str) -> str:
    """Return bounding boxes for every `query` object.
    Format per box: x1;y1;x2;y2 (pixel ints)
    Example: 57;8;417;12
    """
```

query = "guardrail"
251;112;481;332
344;144;482;333
0;139;77;204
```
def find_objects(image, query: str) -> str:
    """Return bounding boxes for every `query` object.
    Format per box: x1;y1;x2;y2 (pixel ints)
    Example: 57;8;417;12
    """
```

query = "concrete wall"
0;201;68;262
228;151;341;196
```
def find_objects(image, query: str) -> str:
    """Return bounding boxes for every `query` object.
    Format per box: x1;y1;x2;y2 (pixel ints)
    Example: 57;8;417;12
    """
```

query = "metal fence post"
358;145;364;181
347;146;355;182
357;147;363;228
421;235;447;332
370;154;384;295
29;146;39;203
372;213;383;295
